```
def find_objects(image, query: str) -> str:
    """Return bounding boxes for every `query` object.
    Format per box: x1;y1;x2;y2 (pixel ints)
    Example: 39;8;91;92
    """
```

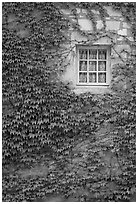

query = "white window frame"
76;45;111;86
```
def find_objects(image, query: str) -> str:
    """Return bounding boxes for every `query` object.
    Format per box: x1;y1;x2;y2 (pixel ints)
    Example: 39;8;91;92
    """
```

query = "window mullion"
106;50;108;83
87;49;89;84
78;50;80;84
97;49;98;84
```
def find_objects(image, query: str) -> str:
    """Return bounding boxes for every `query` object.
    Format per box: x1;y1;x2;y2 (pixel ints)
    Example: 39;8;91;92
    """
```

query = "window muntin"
77;47;110;85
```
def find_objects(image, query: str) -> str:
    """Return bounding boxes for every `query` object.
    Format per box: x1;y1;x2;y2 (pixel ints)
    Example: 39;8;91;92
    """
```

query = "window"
77;46;110;86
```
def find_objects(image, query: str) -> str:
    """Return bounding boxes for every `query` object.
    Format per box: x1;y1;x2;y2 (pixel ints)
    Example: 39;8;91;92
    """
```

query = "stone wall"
4;5;134;95
61;6;134;94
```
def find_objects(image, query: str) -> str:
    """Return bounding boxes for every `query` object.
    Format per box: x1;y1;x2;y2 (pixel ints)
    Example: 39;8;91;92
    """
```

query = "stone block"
71;30;88;42
111;49;119;58
118;29;127;36
78;12;86;19
121;52;128;59
111;58;122;67
117;36;124;41
123;22;130;29
106;16;112;20
105;6;122;17
17;29;30;38
82;9;87;14
78;19;93;31
115;44;131;53
76;8;81;13
91;9;100;15
18;165;49;178
127;29;132;37
106;21;120;31
61;9;71;15
128;36;134;41
7;14;17;23
97;20;104;30
93;36;112;45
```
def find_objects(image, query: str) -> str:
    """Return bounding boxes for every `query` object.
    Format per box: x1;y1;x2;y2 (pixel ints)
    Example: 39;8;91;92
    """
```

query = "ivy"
2;2;135;202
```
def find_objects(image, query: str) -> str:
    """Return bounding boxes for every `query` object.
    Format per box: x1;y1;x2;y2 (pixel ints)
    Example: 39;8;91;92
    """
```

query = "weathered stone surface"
106;21;120;31
117;36;124;41
7;14;17;23
120;51;128;59
71;30;88;42
91;9;100;15
74;87;111;95
123;22;130;29
76;8;81;13
31;9;43;21
115;44;131;53
105;6;122;17
61;9;71;15
97;20;104;30
18;165;49;178
111;48;119;59
78;12;86;19
127;29;132;37
82;9;87;14
17;29;30;38
78;19;93;31
128;36;134;41
94;36;112;45
118;29;127;36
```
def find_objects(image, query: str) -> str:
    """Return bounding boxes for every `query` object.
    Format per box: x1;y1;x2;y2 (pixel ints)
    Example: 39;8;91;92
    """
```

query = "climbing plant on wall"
2;2;136;202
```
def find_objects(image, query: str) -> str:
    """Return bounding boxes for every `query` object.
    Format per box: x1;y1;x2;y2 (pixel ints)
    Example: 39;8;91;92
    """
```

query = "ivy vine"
2;2;136;202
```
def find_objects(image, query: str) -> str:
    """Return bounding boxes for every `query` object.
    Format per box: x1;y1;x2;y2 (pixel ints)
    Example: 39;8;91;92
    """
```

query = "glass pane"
79;61;87;71
89;61;97;71
98;61;106;71
98;50;107;59
89;73;97;83
79;50;87;59
89;50;97;59
79;73;87;83
98;73;106;83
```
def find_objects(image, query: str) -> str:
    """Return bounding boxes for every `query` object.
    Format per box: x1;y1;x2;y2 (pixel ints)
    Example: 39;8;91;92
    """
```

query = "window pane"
89;50;97;59
79;73;87;83
79;61;87;71
89;61;97;71
98;73;106;83
79;50;87;59
98;61;106;71
89;73;97;83
98;50;107;59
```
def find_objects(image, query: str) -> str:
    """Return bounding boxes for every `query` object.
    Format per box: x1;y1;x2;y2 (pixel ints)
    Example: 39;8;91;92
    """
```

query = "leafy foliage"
2;2;135;202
